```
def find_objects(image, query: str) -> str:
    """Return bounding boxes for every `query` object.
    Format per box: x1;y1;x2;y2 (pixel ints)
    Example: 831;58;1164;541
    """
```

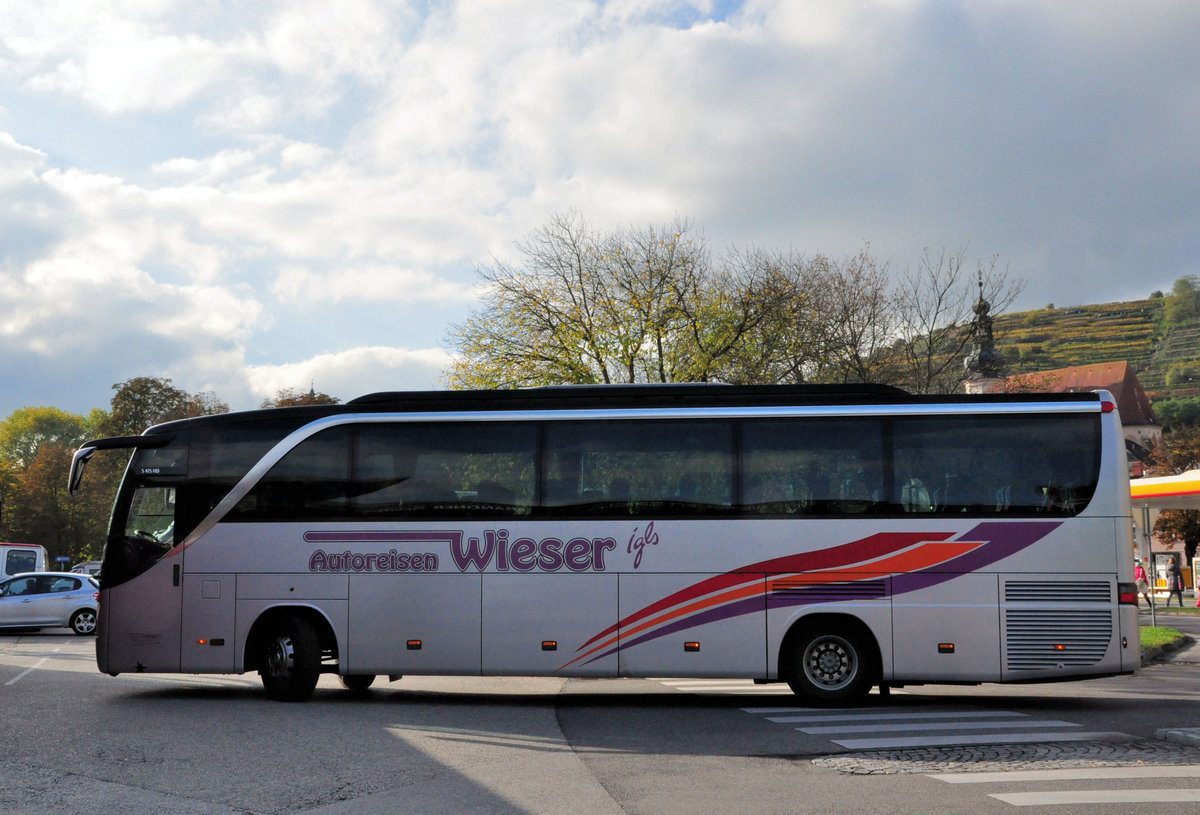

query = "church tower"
963;273;1007;394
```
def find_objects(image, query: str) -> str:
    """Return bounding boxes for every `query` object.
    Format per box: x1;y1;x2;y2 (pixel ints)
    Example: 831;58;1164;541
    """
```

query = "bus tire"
784;625;875;706
339;674;375;694
259;616;320;702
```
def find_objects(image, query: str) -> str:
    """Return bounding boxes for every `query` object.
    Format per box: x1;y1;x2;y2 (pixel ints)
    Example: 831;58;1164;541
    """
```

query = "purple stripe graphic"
580;594;768;666
303;530;462;545
590;521;1061;663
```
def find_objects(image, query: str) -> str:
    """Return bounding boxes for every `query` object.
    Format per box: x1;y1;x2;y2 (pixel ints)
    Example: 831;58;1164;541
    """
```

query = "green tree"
445;212;802;387
261;387;341;407
1166;275;1200;327
1154;397;1200;432
0;407;108;564
102;377;229;436
445;213;1021;394
0;406;92;469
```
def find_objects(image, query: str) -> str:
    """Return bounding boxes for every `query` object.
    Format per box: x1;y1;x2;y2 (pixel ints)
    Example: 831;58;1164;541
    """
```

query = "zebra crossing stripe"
802;719;1077;735
766;710;1028;724
832;731;1129;750
931;765;1200;783
989;789;1200;805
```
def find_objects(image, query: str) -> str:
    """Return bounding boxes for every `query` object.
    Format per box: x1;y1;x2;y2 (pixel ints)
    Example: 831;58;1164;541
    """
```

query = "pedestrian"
1135;560;1152;607
1166;555;1185;608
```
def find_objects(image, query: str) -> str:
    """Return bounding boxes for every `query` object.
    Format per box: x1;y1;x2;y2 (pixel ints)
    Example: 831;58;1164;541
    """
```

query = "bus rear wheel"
259;617;320;702
784;627;875;706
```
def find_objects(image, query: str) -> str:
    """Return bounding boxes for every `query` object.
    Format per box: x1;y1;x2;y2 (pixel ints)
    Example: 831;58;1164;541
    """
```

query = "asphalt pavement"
1140;607;1200;747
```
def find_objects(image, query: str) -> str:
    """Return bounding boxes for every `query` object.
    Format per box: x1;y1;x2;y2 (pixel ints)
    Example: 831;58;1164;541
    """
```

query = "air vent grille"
772;579;887;600
1005;610;1113;671
1004;581;1111;604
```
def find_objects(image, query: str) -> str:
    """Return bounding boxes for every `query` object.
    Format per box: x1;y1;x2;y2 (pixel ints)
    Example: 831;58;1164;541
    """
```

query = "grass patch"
1141;626;1186;651
1145;603;1200;613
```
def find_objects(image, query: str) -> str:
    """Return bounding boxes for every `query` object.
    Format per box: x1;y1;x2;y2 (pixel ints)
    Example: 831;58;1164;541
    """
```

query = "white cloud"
2;0;1199;419
244;345;451;404
271;264;477;306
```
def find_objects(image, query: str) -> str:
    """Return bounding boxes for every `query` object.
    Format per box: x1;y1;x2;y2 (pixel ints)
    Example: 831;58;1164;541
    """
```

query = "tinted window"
1;576;38;596
543;421;733;515
4;550;37;576
232;422;537;521
45;576;81;593
216;412;1101;523
891;414;1100;515
350;422;536;517
741;419;887;515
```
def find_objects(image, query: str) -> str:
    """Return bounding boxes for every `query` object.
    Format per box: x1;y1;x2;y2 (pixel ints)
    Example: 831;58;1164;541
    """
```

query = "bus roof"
91;384;1111;443
344;383;1103;412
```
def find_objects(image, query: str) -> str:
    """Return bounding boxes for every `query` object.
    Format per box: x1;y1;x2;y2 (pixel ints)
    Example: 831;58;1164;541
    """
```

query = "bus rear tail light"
1117;582;1138;605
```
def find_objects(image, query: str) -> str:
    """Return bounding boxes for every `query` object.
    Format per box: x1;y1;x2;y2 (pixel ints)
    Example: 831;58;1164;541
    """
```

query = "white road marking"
832;731;1130;750
803;719;1079;735
767;710;1028;724
989;789;1200;805
931;765;1200;784
3;647;61;685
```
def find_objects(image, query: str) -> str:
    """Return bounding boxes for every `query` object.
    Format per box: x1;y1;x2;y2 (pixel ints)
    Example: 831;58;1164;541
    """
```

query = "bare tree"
445;213;793;388
445;215;1022;395
892;247;1024;393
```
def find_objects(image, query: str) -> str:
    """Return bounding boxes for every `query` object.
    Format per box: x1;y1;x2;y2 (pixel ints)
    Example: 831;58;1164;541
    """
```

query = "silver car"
0;572;99;635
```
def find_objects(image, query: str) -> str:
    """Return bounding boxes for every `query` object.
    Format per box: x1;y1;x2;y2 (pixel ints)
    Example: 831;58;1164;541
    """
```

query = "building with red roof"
1007;361;1161;465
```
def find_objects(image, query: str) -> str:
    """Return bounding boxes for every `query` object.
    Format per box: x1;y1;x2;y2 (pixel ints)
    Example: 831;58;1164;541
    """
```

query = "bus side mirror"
69;447;96;496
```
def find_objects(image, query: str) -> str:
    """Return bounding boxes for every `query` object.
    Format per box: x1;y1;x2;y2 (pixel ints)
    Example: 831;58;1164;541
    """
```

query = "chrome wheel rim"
265;635;296;678
802;634;858;691
73;611;97;634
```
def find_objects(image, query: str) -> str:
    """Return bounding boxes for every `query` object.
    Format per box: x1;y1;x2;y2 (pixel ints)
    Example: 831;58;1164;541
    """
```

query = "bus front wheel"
784;626;875;706
259;617;320;702
339;674;376;693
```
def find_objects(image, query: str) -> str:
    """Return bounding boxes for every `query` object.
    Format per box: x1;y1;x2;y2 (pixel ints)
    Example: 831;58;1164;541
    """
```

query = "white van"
0;543;47;580
70;560;102;577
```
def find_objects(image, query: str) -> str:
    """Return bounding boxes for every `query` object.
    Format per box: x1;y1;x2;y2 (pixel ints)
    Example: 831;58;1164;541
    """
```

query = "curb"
1157;728;1200;748
1140;634;1194;664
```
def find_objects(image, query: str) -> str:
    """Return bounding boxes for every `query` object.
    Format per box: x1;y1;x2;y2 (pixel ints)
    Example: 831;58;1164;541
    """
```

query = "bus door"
97;483;184;674
179;564;237;673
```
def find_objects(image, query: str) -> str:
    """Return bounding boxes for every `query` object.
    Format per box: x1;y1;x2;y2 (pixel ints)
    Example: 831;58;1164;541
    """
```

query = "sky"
1;0;1198;419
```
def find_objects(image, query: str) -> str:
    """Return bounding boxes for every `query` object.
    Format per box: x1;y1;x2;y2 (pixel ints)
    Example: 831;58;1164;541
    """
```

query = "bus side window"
742;418;884;516
352;422;536;518
543;420;733;517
